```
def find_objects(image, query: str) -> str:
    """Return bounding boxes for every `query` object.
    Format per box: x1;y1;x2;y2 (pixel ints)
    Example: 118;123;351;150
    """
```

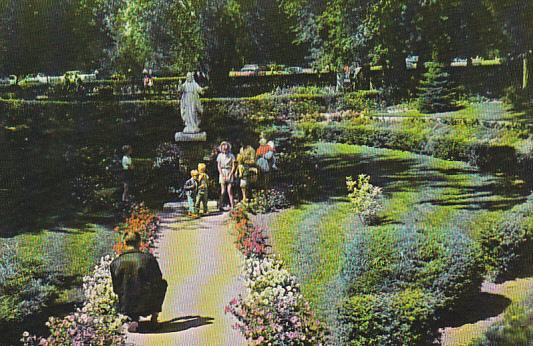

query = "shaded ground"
441;277;533;346
265;142;531;341
126;203;245;346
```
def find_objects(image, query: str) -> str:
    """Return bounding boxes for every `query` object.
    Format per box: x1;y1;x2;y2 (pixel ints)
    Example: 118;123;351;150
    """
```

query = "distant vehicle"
62;70;97;83
0;75;17;86
451;57;468;67
406;55;419;69
286;66;304;74
240;64;260;75
20;73;48;85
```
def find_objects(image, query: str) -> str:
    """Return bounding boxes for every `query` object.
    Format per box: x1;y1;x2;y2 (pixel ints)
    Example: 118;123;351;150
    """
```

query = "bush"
225;256;329;345
346;175;383;225
249;189;291;214
473;196;533;280
341;90;381;111
298;121;527;174
0;245;57;324
340;226;483;310
112;203;160;254
338;288;438;346
22;256;127;346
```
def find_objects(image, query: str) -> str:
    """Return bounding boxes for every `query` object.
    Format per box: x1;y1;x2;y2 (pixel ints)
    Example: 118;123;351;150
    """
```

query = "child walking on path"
195;163;209;215
184;170;199;217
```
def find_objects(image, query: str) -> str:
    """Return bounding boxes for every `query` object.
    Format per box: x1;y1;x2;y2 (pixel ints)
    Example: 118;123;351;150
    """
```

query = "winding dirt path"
126;202;246;346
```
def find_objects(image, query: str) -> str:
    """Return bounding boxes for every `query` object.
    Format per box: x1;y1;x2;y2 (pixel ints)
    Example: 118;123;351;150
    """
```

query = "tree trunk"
523;54;530;90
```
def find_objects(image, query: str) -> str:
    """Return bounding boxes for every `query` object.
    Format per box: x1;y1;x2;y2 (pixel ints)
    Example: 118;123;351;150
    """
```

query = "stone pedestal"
175;131;207;142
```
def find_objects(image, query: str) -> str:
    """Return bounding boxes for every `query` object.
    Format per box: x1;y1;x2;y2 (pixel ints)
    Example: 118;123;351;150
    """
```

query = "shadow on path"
439;293;511;328
136;316;214;334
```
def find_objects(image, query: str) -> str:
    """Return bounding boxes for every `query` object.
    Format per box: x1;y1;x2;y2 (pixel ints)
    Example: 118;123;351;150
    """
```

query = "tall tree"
485;0;533;90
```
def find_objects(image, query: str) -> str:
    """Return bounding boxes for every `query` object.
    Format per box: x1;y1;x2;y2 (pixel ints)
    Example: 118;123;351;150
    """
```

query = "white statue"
178;72;204;133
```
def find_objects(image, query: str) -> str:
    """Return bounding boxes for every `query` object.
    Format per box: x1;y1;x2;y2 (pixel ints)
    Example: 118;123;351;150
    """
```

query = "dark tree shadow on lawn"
438;293;511;328
312;149;529;212
136;316;214;334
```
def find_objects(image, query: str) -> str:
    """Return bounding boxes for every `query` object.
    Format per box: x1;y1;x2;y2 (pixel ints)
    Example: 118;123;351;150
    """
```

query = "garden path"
126;202;245;346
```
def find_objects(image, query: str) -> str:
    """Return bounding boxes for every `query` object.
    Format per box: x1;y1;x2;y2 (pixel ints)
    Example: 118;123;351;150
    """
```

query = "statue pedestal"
175;131;207;142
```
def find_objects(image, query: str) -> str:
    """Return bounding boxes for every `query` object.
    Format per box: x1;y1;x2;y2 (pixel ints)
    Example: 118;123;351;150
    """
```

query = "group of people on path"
183;138;277;217
112;137;277;333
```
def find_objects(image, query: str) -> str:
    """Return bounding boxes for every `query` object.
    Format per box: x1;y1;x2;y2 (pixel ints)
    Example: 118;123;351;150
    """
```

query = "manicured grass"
4;223;116;303
268;143;529;327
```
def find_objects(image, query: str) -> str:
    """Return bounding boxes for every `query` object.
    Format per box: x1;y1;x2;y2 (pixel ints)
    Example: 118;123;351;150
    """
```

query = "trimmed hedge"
473;195;533;280
338;289;437;346
338;226;483;345
299;121;530;174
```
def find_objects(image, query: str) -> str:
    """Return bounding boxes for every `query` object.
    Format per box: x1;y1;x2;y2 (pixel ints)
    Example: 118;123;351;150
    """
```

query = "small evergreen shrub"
417;62;456;113
340;226;483;309
338;289;438;346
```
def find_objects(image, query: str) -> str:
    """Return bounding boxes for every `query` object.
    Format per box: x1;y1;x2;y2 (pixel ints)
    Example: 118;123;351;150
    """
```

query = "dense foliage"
473;195;533;280
338;226;483;344
338;288;437;346
0;245;56;324
417;62;456;113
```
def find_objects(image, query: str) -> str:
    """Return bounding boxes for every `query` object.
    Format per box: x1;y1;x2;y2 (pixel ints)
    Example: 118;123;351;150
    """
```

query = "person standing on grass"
217;141;236;211
110;232;167;333
122;145;134;202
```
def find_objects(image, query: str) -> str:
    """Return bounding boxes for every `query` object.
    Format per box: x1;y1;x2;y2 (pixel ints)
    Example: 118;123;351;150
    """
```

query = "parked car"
451;57;468;67
0;75;17;86
62;70;97;83
405;55;419;69
19;73;48;85
285;66;304;74
240;64;260;76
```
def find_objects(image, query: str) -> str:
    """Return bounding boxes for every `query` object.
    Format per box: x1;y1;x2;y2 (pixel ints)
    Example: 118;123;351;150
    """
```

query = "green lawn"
267;142;529;327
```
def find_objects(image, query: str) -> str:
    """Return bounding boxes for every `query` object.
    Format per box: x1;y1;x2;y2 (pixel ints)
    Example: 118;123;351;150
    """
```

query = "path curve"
126;202;246;346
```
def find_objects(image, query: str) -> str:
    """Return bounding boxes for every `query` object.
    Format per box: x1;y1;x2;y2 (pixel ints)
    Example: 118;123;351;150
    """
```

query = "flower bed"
113;203;160;254
226;206;330;345
22;204;160;345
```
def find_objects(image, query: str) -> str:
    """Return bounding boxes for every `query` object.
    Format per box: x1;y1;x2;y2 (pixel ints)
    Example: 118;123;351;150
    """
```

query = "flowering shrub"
229;205;269;258
249;189;290;214
21;256;128;346
346;175;383;225
113;203;160;254
153;142;181;168
227;203;330;345
226;257;328;345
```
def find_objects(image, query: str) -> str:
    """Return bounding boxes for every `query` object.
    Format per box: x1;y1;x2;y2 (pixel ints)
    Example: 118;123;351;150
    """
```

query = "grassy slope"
268;143;529;332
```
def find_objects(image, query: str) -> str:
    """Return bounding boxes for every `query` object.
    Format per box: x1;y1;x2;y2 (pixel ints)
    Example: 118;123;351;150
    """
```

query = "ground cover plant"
266;142;531;343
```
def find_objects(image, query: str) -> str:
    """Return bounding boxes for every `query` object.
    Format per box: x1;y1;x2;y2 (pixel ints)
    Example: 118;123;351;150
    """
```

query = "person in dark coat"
110;232;167;332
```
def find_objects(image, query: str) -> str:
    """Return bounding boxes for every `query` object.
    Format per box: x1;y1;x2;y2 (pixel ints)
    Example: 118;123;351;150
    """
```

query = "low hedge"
473;195;533;280
338;289;437;346
338;226;483;344
299;121;529;174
